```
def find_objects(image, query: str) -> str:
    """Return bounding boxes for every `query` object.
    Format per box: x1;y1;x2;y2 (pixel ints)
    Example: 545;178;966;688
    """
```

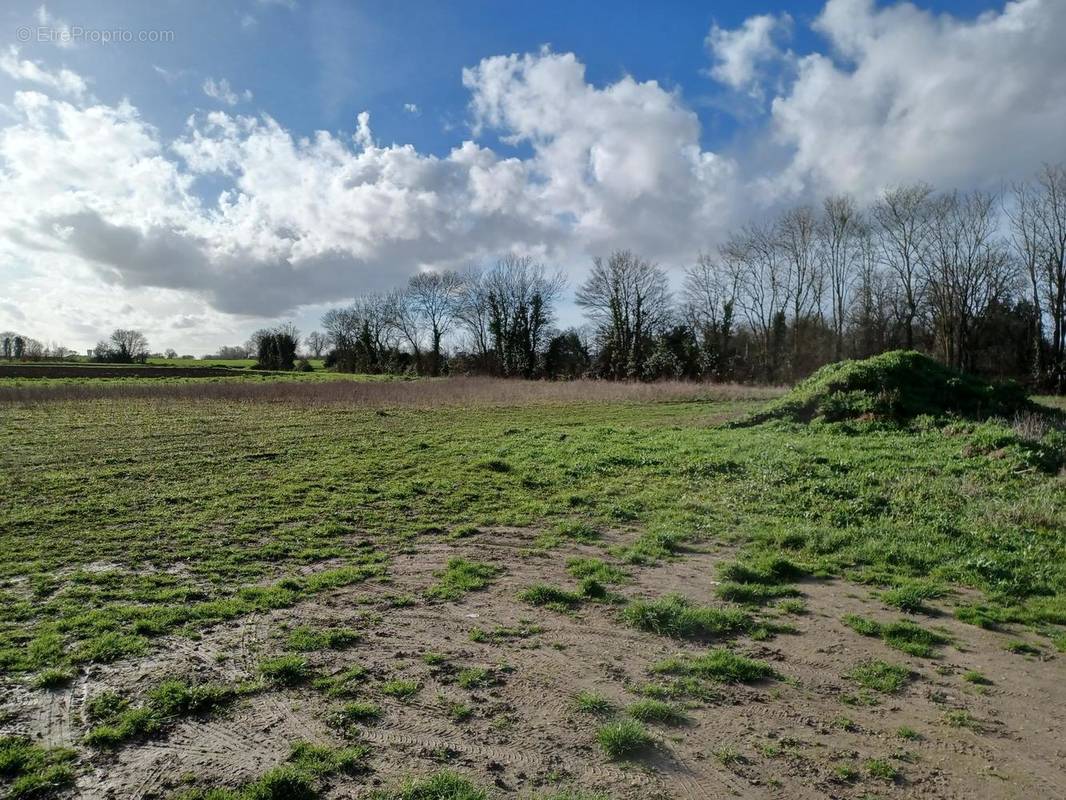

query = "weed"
896;726;920;741
572;690;615;715
626;699;686;725
842;615;949;657
882;581;945;614
0;736;76;800
962;670;992;685
32;668;74;689
565;558;628;584
426;559;500;601
334;701;382;725
848;660;912;694
518;584;584;611
622;595;751;640
1005;640;1041;656
596;719;652;760
456;668;493;690
380;679;421;701
943;710;983;731
776;598;807;615
370;770;487;800
651;649;778;683
259;655;311;686
865;758;900;781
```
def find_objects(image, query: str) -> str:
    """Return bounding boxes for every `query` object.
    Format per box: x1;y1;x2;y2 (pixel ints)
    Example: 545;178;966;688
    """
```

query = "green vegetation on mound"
746;350;1032;425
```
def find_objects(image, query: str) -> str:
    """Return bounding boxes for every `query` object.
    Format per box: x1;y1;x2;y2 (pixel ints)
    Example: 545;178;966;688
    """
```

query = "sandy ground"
3;527;1064;799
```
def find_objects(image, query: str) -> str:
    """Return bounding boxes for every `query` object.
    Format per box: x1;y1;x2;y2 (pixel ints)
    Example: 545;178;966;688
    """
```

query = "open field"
1;376;1064;799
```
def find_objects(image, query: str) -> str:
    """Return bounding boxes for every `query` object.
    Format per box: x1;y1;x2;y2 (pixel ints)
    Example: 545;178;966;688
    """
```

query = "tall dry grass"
0;376;785;408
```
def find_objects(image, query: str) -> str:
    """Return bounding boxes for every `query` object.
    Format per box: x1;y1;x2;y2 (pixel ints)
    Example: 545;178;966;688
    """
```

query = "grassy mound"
744;351;1030;425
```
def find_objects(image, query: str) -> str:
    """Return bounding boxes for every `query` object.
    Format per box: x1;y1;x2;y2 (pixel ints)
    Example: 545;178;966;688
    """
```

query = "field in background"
0;377;1064;799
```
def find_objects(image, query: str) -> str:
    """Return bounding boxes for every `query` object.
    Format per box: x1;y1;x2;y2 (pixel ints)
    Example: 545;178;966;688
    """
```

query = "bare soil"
3;527;1063;799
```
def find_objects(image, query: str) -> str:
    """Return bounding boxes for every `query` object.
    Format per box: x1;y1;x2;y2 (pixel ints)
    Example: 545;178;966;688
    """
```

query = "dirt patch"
3;528;1064;799
0;364;252;379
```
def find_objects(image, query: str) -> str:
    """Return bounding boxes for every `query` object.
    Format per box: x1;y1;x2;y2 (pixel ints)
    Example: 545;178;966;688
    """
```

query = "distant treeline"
304;164;1065;389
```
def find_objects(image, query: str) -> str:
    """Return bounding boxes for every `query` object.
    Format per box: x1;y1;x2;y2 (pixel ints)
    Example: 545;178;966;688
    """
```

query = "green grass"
518;584;584;611
622;595;752;639
259;654;312;686
596;718;652;759
880;581;945;614
571;690;615;715
0;736;76;799
865;758;900;781
334;701;382;725
380;679;421;701
565;557;628;584
176;740;369;799
625;699;686;725
285;625;360;652
425;558;501;601
842;615;950;657
962;670;992;685
370;770;487;800
84;679;238;748
847;660;912;694
456;667;493;689
651;649;778;683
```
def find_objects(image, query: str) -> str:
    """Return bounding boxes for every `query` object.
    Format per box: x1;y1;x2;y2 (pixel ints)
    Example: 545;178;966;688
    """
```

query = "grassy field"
1;374;1064;798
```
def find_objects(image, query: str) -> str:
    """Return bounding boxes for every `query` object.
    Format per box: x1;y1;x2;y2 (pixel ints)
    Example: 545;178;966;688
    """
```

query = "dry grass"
0;376;784;407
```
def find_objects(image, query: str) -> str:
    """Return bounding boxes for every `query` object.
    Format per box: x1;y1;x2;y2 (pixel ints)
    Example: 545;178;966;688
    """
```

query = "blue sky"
0;0;1060;353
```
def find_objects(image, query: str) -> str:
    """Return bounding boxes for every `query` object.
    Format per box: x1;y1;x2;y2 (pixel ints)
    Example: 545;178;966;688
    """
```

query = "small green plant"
596;719;652;760
518;584;584;611
0;736;76;800
626;699;686;725
421;652;448;666
456;667;493;689
651;649;778;683
259;654;311;686
572;690;615;715
380;679;421;701
371;770;487;800
865;758;900;781
426;558;501;601
962;670;992;685
566;557;628;584
842;614;949;657
1004;640;1041;656
32;667;75;689
943;709;983;730
881;582;944;614
622;595;751;640
335;701;381;725
776;598;807;615
847;660;911;694
896;725;921;741
444;700;473;722
715;581;799;604
833;763;860;782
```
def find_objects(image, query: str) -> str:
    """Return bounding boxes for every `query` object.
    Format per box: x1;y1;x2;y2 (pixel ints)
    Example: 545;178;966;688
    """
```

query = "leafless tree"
819;195;862;361
405;270;464;375
923;190;1016;371
576;250;671;379
778;205;823;366
873;183;935;349
304;331;328;359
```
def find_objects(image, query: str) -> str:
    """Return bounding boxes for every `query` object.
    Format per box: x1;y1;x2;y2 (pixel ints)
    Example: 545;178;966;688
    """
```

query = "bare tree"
482;255;565;377
1007;178;1047;379
923;190;1016;371
406;270;463;376
456;267;493;361
576;250;671;380
873;183;934;349
304;331;328;359
778;205;823;367
682;252;738;378
1035;164;1066;387
819;195;862;360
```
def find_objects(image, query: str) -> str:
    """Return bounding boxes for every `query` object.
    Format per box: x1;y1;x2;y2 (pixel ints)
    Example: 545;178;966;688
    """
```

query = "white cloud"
766;0;1066;198
35;4;75;49
403;102;420;115
2;0;1066;351
706;13;793;99
202;77;253;106
0;46;86;97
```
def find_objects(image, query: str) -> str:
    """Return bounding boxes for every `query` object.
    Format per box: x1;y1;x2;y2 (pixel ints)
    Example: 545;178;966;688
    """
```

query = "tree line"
309;164;1065;388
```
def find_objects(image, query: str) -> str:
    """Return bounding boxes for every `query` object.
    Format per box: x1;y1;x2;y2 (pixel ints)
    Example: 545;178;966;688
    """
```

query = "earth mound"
745;350;1031;425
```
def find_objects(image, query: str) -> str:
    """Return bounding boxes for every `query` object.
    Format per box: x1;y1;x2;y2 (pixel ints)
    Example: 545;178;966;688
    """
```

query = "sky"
0;0;1063;354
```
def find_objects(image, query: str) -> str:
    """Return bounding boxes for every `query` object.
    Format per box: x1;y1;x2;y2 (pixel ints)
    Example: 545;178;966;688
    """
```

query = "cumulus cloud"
0;46;86;97
766;0;1066;198
202;77;253;106
706;13;793;100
